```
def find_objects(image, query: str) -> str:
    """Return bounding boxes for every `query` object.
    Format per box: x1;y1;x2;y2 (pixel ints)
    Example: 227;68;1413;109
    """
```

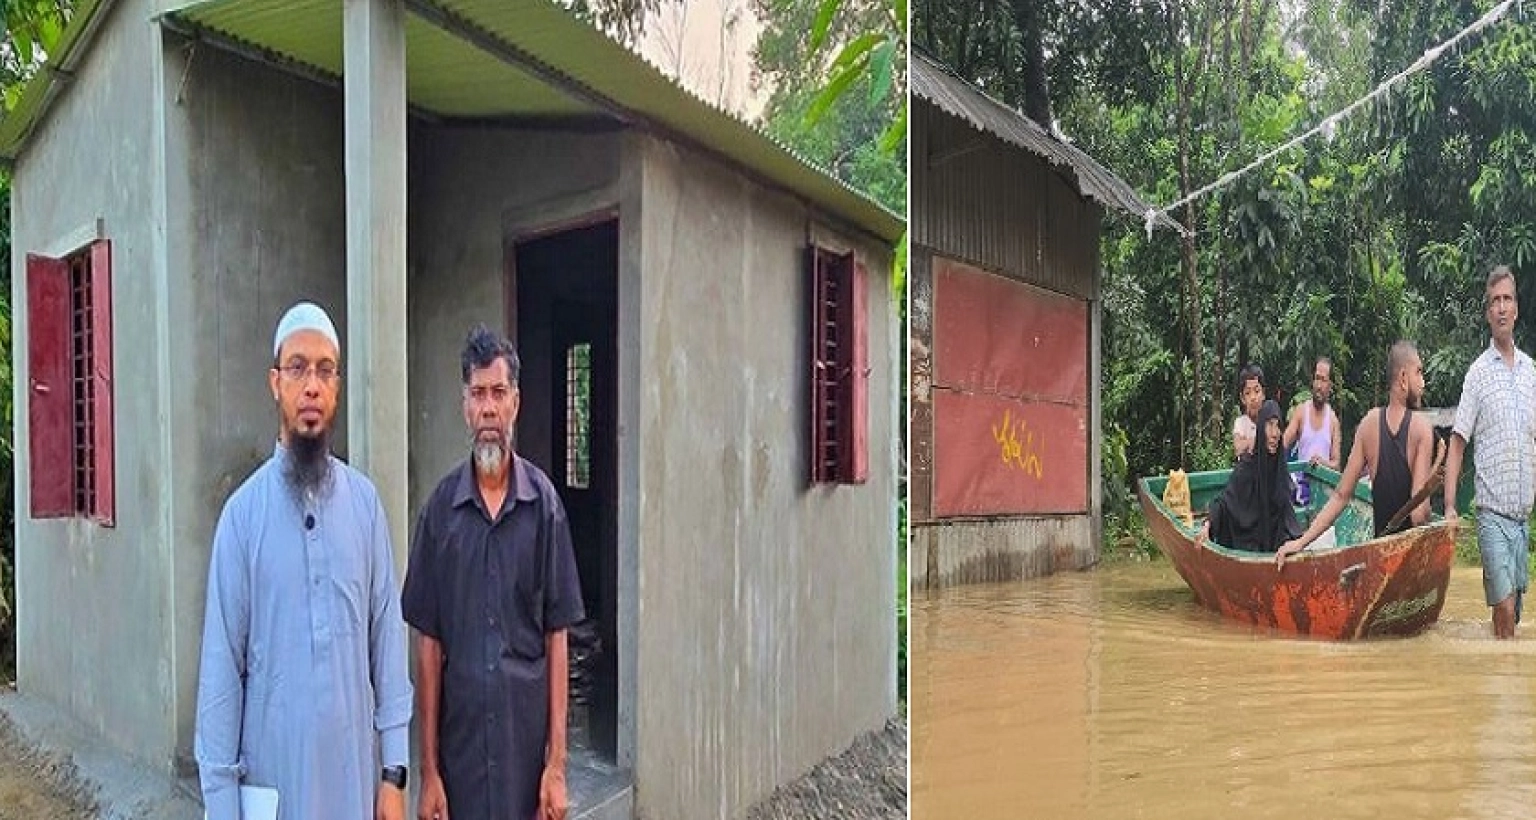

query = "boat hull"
1137;467;1454;639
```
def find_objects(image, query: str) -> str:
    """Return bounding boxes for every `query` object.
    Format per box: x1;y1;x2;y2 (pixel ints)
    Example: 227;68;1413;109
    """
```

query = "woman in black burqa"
1200;399;1302;552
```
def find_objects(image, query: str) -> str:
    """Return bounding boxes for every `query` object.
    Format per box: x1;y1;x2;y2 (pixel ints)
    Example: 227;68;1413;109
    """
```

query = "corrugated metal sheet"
932;390;1088;516
914;102;1098;299
931;257;1088;402
1;0;904;245
913;50;1182;234
929;258;1090;518
910;250;935;524
911;516;1096;589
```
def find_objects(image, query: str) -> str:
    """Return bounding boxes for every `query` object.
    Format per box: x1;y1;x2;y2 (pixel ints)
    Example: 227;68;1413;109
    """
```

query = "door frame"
503;202;637;769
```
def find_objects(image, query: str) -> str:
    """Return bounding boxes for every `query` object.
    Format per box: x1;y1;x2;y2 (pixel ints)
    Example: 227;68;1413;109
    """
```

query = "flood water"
912;564;1536;820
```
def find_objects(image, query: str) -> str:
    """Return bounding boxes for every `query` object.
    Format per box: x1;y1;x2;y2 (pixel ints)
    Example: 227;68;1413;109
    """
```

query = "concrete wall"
161;36;349;771
9;0;177;769
632;135;898;819
406;125;624;511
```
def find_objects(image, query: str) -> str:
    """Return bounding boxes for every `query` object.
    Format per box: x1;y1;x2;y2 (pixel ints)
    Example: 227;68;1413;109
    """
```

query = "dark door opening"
511;219;619;763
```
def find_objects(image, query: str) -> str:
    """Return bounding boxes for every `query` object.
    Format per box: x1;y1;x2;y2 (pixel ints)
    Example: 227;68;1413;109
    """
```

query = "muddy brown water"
912;564;1536;820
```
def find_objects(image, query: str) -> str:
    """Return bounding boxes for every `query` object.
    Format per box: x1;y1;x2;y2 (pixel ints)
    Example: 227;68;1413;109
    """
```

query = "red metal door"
930;256;1089;517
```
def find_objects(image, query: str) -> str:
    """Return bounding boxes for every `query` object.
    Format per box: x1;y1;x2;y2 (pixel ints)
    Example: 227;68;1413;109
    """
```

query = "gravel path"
745;715;907;820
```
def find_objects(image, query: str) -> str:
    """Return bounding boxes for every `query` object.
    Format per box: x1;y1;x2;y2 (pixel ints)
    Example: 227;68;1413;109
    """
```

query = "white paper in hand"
203;785;279;820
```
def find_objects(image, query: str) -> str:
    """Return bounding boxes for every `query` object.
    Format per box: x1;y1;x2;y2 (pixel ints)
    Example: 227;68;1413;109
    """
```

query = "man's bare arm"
1283;406;1303;451
417;633;444;779
1444;433;1467;522
1409;421;1435;525
1329;408;1342;470
545;629;569;769
1278;414;1372;567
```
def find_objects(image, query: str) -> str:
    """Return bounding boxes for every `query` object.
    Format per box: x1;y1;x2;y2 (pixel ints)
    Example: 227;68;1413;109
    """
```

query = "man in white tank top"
1284;356;1342;470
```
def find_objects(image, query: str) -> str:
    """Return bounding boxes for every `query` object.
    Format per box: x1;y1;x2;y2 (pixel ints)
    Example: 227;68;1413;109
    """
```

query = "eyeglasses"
278;361;341;384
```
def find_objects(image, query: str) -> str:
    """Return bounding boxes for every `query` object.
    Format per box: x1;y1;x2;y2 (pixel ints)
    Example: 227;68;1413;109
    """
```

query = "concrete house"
909;52;1174;589
1;1;903;817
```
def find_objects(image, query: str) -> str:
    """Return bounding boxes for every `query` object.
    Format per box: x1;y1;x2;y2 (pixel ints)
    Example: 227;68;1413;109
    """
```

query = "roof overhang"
0;0;905;244
0;0;114;166
913;50;1183;235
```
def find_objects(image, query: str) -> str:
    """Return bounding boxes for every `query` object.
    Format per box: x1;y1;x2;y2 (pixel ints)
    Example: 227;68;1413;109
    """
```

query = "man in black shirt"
403;325;586;820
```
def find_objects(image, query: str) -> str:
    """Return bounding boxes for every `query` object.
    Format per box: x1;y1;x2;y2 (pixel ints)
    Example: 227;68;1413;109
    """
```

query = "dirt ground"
0;688;96;820
745;715;907;820
0;685;906;820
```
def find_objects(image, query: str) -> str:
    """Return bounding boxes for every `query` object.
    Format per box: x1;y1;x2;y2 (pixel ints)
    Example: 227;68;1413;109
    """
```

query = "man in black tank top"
1276;342;1437;567
1372;403;1417;536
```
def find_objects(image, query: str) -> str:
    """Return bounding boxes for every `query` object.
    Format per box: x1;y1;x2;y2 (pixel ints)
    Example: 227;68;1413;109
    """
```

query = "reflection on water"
912;565;1536;820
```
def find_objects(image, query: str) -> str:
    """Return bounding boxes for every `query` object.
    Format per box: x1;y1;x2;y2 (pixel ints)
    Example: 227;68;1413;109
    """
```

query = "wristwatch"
381;765;408;790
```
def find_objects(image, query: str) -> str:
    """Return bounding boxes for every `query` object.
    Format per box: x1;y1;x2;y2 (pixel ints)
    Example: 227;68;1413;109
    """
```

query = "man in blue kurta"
195;302;414;820
403;325;585;820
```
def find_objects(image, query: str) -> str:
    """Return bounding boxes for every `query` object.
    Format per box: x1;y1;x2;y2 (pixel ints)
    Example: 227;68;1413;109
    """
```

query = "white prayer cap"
272;301;341;359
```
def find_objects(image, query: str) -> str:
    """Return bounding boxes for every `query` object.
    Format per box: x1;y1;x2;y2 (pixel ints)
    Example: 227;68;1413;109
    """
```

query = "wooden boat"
1137;462;1454;639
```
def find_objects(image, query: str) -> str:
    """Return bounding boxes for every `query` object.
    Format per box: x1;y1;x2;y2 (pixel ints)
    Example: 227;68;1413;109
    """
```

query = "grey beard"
474;440;507;476
284;429;334;506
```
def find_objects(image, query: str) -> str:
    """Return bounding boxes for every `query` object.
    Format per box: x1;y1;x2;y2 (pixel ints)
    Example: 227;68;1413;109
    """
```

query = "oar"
1383;438;1449;533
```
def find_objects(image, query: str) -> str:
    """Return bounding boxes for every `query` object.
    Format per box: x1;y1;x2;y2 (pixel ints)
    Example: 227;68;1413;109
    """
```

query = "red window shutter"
839;260;869;484
89;240;115;526
808;247;828;484
27;253;73;518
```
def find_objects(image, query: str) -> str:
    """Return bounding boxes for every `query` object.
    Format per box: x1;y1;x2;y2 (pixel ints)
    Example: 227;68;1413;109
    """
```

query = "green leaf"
810;0;841;53
877;104;907;155
806;61;863;126
830;33;883;73
14;30;34;67
869;39;895;104
892;0;907;37
891;230;907;293
38;14;62;54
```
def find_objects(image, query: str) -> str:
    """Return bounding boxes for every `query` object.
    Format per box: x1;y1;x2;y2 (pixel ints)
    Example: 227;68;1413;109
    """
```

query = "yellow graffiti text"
992;410;1044;479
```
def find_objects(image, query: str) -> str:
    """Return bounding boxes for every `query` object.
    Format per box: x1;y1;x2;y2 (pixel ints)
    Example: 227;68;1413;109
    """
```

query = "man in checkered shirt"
1445;265;1536;639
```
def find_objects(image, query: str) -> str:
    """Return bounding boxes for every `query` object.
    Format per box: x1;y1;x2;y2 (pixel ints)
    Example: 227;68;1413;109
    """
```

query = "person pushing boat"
1276;341;1436;569
1443;266;1536;639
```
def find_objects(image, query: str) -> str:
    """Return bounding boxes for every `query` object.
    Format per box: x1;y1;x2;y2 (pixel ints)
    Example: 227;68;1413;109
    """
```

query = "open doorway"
509;218;620;764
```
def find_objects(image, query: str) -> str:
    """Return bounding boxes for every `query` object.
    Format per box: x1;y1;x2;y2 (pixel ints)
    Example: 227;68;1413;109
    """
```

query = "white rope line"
1145;0;1519;239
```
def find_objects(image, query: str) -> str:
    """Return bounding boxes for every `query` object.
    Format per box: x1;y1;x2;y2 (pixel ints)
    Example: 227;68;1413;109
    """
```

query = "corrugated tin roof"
0;0;904;244
912;50;1183;235
0;0;112;163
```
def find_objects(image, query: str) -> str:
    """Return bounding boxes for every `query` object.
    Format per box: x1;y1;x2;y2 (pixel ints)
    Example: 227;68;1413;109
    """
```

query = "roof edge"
5;0;904;245
0;0;114;161
913;50;1182;235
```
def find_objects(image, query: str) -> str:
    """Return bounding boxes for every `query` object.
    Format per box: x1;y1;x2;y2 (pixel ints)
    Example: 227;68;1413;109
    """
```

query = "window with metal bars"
70;253;97;515
808;246;869;485
566;343;592;489
26;240;115;525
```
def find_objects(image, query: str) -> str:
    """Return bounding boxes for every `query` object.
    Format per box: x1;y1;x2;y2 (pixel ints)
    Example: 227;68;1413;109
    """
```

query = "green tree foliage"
918;0;1536;552
2;0;67;105
559;0;667;45
753;0;906;214
0;0;62;678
